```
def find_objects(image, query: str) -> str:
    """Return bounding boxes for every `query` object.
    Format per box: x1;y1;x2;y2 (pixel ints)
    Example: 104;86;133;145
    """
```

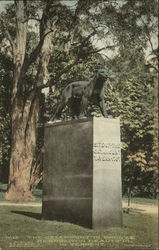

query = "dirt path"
0;201;41;207
122;201;158;215
0;201;158;216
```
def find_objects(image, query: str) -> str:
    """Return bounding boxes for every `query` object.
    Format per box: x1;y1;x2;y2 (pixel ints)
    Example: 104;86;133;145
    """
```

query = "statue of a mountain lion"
50;68;109;121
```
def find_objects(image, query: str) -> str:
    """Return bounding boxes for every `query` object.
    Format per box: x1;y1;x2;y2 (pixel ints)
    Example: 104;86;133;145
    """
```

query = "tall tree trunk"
5;0;30;201
6;0;54;201
6;94;39;201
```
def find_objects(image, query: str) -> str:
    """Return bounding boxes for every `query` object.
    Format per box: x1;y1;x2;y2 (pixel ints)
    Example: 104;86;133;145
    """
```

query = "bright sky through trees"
0;0;157;61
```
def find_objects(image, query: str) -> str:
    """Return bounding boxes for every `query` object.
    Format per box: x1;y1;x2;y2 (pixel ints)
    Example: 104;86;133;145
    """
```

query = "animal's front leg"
99;98;108;118
78;95;88;119
72;98;81;119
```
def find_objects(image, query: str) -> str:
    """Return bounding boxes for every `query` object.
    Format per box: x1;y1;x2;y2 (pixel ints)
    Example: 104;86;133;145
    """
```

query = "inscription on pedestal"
93;118;122;228
93;142;121;163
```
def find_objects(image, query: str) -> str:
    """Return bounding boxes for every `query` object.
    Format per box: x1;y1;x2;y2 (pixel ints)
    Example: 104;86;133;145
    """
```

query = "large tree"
0;0;108;201
0;0;157;201
0;0;56;201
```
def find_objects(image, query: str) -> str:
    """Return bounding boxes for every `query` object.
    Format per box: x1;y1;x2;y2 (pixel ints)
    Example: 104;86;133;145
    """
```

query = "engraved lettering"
93;142;121;163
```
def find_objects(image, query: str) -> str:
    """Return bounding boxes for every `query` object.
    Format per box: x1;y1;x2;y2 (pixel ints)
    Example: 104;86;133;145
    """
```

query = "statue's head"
95;68;109;80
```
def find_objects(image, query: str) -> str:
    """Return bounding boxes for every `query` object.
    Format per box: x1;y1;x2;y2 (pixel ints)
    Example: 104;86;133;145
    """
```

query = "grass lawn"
0;204;158;250
0;183;158;249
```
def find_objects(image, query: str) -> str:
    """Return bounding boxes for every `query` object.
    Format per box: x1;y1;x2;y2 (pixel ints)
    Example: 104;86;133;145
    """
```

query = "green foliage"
0;51;12;182
106;43;158;198
0;0;158;197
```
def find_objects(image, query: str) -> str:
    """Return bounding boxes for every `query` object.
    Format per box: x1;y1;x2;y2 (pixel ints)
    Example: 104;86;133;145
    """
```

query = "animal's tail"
49;83;73;121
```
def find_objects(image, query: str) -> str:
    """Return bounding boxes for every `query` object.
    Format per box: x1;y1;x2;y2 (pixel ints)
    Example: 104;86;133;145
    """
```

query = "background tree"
0;0;158;201
0;0;113;201
0;50;12;183
99;0;158;199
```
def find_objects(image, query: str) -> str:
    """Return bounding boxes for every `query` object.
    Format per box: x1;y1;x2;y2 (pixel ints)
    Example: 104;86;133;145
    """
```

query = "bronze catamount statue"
50;68;109;121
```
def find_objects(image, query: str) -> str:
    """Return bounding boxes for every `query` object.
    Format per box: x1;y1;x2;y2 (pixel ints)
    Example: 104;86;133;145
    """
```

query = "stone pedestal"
42;117;122;229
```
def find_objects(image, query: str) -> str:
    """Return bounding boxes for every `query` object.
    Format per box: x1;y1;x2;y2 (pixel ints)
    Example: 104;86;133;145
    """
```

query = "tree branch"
0;16;15;52
74;0;84;20
71;31;96;49
147;33;158;57
27;44;106;95
21;16;57;76
145;63;158;72
141;19;158;57
89;47;106;54
22;30;53;74
23;17;41;23
63;0;87;54
28;57;82;94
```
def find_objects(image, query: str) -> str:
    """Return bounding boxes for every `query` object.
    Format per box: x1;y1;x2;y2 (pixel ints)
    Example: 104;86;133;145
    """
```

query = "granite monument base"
42;117;122;229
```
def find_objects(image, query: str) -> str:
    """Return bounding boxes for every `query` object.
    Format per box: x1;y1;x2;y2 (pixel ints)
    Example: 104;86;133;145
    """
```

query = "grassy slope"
0;205;158;250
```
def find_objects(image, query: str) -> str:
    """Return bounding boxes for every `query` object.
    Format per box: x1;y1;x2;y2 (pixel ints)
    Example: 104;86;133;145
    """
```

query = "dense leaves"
0;51;12;182
0;0;158;198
